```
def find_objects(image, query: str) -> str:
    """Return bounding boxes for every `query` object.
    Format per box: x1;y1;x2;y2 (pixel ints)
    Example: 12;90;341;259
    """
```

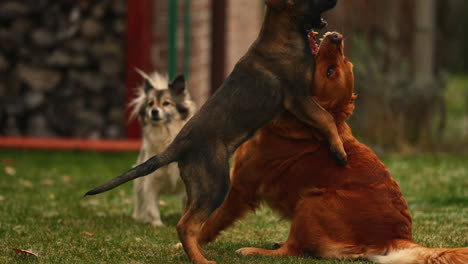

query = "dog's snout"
151;108;163;121
326;32;343;44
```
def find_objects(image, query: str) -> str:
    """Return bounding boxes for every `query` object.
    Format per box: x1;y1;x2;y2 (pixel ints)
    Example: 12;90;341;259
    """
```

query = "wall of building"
151;0;213;107
226;0;263;75
151;0;262;107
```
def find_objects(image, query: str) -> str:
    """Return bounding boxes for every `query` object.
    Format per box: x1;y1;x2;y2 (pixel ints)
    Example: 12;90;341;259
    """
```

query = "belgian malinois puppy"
86;1;341;263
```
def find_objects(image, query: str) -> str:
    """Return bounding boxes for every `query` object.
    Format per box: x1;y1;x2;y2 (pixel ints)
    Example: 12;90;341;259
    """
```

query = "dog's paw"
272;241;285;249
173;242;183;250
331;149;347;166
132;214;166;227
149;220;165;227
198;261;216;264
236;247;262;256
193;259;216;264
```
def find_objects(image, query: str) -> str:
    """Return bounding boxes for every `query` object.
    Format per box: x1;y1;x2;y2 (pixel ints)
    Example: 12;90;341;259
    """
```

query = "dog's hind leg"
198;181;261;246
177;146;230;264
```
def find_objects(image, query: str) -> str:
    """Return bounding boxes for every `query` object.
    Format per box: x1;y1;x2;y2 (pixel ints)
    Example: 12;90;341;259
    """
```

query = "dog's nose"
151;109;162;121
326;32;343;44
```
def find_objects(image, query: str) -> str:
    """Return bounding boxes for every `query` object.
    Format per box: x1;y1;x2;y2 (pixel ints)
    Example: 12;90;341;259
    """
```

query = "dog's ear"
143;79;153;94
170;75;192;119
169;74;186;96
175;103;190;118
265;0;294;10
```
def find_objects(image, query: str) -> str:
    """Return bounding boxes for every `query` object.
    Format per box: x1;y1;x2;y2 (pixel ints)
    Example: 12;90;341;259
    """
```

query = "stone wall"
0;0;127;138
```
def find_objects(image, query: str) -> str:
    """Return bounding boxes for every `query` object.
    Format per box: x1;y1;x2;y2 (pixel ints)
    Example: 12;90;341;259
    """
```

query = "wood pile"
0;0;127;138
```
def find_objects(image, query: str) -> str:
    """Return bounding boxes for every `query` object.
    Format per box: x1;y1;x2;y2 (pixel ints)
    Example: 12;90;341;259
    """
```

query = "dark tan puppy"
86;1;342;263
198;32;468;264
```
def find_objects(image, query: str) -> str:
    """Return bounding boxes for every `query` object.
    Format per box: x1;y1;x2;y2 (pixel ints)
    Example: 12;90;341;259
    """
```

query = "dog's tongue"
308;31;319;57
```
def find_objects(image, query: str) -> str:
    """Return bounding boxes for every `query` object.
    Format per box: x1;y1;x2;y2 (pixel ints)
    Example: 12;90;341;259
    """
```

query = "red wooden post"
125;0;154;138
210;0;227;94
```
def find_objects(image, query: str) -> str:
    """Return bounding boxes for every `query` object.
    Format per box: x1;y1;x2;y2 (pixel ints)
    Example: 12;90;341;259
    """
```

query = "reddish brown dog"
198;32;468;264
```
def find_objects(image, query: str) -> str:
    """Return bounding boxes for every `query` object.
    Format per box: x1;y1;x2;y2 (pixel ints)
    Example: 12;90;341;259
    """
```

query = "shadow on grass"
161;212;182;227
9;251;39;263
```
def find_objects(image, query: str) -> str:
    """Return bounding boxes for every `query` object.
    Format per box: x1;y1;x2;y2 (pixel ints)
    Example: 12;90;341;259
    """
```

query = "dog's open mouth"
308;30;319;57
305;17;327;57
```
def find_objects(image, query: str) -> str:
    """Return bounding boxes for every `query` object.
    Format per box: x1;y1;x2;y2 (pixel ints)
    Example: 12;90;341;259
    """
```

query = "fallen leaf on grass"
2;158;16;166
42;210;59;218
159;200;167;206
5;166;16;175
129;259;143;264
41;178;55;185
19;179;33;188
80;199;99;208
0;195;4;201
84;231;95;237
13;225;27;235
11;248;40;257
173;242;183;249
62;176;72;183
96;211;106;217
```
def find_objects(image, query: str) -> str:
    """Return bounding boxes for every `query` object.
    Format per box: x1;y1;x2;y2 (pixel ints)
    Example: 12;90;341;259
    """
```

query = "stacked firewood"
0;0;127;138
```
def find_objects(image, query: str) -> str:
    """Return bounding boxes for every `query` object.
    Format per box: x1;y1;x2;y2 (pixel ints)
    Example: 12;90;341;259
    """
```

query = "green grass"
442;74;468;147
0;150;467;263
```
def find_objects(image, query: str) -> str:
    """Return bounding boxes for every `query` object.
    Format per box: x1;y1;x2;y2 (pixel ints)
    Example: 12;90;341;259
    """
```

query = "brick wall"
226;0;263;74
187;0;212;105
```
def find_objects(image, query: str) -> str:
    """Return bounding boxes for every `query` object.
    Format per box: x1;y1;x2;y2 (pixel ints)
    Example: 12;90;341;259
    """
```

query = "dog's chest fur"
138;122;185;193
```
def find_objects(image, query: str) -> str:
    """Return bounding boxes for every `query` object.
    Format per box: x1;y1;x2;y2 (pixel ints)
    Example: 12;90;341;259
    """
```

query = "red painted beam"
0;137;140;152
125;0;154;138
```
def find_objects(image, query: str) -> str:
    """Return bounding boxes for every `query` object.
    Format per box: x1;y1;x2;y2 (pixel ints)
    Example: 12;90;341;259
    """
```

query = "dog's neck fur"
141;122;185;155
254;7;308;57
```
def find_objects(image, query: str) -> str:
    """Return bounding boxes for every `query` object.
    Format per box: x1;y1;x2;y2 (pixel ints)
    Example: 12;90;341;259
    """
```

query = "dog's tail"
85;143;181;196
371;240;468;264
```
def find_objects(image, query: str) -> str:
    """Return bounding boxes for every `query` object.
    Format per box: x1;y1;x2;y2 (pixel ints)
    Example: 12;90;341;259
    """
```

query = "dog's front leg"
284;95;347;165
133;176;164;226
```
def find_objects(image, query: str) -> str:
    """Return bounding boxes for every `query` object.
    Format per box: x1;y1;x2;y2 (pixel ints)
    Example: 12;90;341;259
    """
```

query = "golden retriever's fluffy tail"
370;240;468;264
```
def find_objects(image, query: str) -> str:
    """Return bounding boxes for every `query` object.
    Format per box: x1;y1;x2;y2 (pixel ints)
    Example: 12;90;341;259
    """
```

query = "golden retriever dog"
198;32;468;264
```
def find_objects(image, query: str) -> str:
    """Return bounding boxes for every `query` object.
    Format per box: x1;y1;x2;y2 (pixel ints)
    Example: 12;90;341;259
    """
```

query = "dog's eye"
162;101;171;106
327;66;336;78
148;101;154;107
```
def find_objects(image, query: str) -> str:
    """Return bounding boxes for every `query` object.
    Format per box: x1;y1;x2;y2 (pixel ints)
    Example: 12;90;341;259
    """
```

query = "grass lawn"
0;150;466;264
442;74;468;149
